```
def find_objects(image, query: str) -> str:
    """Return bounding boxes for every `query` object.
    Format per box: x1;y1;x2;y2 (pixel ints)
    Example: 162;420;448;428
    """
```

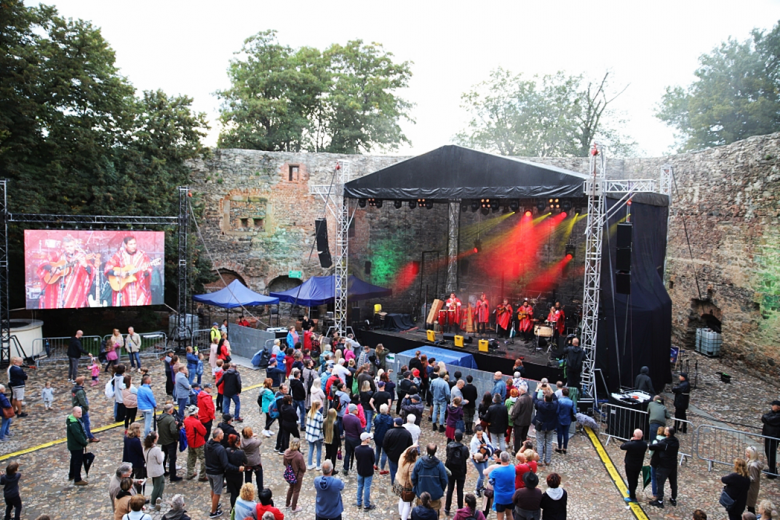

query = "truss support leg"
176;186;190;351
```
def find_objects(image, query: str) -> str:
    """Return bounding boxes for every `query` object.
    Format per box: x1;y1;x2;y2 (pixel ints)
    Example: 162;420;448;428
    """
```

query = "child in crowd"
1;461;21;520
88;356;101;386
196;353;204;386
189;383;201;406
40;382;54;411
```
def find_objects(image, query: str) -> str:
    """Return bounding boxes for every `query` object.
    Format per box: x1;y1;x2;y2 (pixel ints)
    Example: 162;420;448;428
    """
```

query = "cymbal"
571;299;582;304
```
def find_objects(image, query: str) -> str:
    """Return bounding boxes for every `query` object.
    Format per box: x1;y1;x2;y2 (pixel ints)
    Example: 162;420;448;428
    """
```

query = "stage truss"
0;182;191;363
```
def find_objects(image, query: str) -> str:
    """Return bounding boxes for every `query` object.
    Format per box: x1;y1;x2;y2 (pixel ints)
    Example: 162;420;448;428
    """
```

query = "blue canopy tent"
269;275;392;307
193;279;279;308
397;346;477;369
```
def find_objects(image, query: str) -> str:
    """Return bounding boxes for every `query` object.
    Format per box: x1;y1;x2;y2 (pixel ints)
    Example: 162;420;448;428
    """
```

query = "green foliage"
217;30;413;154
656;22;780;152
456;68;635;157
0;0;214;307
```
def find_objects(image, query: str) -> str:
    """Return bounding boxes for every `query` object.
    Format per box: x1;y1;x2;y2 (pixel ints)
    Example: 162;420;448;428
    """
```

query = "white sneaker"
307;464;315;470
315;466;321;471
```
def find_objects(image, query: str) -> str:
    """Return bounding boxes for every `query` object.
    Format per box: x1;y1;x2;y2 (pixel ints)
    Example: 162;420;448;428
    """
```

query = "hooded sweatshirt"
314;475;345;518
411;455;448;501
634;366;655;395
539;487;568;520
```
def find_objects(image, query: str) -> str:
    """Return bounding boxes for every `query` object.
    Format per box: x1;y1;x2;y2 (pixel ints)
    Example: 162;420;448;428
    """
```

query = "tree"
455;68;635;157
656;22;780;152
217;30;414;154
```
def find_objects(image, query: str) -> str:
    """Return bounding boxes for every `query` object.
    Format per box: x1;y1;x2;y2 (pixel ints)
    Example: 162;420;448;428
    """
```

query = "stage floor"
357;327;565;382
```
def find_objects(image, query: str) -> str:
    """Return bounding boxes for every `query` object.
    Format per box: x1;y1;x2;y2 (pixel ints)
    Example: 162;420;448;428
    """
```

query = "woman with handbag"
721;458;751;520
396;444;419;520
282;438;306;513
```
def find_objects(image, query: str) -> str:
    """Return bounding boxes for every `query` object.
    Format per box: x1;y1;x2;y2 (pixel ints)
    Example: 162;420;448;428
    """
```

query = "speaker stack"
616;223;632;294
315;218;333;268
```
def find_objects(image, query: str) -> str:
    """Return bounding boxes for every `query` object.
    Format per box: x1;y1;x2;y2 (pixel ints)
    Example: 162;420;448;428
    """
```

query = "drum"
534;325;554;338
438;310;449;326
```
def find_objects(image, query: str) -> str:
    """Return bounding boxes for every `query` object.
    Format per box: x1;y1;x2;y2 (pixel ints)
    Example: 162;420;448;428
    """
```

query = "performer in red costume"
495;299;513;338
36;235;96;309
516;299;534;341
445;292;462;333
104;236;155;307
554;301;566;336
475;293;490;336
547;305;562;346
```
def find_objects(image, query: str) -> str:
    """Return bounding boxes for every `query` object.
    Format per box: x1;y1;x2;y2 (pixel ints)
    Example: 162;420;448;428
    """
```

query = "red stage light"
561;211;567;218
566;253;573;260
473;247;478;253
524;211;532;217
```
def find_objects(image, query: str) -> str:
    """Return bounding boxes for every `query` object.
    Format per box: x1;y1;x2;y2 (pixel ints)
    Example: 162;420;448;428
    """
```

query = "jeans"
433;400;447;425
654;466;677;501
294;400;306;429
356;474;373;507
556;423;570;450
388;459;399;485
4;494;20;520
162;441;178;478
128;352;141;369
177;397;188;421
308;439;323;467
489;431;507;452
68;357;79;381
0;416;12;439
364;410;374;433
649;422;665;440
650;466;658;496
375;443;388;470
82;411;95;440
141;409;154;438
188;370;196;385
223;394;241;418
472;459;488;491
343;437;359;472
537;429;555;463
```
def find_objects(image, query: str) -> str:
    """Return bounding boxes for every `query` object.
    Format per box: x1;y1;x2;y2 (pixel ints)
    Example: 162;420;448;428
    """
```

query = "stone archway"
684;298;722;349
203;269;247;291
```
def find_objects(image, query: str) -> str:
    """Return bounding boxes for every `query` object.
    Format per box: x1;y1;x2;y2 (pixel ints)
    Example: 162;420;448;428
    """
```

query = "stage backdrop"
24;230;165;309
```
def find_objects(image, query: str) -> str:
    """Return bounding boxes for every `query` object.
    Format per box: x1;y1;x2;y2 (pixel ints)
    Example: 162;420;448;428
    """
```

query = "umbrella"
82;450;95;476
642;465;652;489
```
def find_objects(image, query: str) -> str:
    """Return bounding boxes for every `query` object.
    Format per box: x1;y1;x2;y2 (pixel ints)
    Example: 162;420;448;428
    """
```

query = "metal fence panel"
230;325;275;359
101;332;168;359
34;336;103;367
695;424;779;475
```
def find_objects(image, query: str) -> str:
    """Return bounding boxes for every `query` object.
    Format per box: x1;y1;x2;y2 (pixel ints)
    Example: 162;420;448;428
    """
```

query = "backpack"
331;392;343;414
445;443;467;476
269;395;283;419
178;427;188;452
105;379;115;399
283;464;297;484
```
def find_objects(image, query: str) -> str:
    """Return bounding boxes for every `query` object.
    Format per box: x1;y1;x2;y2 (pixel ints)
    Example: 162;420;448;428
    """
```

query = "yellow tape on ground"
584;426;650;520
0;382;265;462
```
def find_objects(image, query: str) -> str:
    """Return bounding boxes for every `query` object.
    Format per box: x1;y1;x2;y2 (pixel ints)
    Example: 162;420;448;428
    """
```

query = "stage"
356;327;565;382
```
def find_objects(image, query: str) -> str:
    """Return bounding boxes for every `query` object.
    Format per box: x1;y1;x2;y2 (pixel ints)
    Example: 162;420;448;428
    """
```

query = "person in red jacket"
184;405;207;480
198;384;216;440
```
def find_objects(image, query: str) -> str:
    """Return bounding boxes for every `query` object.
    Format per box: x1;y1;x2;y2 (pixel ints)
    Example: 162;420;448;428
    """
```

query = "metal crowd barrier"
34;335;103;367
101;331;168;359
597;402;693;464
229;325;275;359
695;424;780;475
192;328;213;350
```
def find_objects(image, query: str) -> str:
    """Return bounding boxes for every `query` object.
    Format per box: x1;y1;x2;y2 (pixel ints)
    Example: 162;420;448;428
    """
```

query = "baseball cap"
394;417;404;426
213;322;218;326
360;432;373;441
186;405;198;416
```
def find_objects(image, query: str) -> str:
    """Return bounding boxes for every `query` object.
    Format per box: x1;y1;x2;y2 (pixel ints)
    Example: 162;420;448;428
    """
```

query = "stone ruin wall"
188;133;780;378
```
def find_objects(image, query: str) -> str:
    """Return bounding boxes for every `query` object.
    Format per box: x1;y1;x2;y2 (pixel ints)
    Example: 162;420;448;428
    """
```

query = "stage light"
524;210;532;217
561;200;571;212
358;198;367;208
394;200;403;209
474;239;482;253
548;198;553;204
471;200;479;212
409;200;417;209
461;200;469;212
425;200;433;209
561;211;567;218
375;199;383;208
554;198;559;203
509;200;519;212
481;198;490;208
537;200;547;212
565;244;575;258
574;206;583;214
490;200;499;210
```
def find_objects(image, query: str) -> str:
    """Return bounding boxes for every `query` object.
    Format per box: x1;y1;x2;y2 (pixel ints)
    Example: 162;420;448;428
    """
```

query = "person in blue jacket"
555;387;575;454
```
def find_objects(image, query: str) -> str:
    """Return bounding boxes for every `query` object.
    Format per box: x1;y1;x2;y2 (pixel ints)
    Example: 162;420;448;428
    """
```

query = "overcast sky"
28;0;780;158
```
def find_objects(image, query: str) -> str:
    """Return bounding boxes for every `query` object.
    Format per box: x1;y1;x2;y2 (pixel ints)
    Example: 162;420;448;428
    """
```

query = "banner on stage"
24;230;165;309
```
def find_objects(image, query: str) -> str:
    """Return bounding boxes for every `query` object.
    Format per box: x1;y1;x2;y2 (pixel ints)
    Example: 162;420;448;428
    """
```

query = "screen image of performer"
475;293;490;336
496;299;513;338
36;235;96;309
516;299;534;341
104;236;158;306
445;292;462;333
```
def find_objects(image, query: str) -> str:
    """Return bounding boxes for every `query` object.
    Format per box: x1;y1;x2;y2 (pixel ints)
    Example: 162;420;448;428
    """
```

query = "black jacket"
461;384;478;410
8;366;27;388
383;426;413;463
762;410;780;437
445;441;469;478
397;378;413;399
205;439;239;475
67;336;89;359
216;369;242;397
672;379;690;409
485;402;509;434
634;366;655;395
290;378;306;401
280;403;298;430
217;421;239;448
620;439;648;471
647;435;679;469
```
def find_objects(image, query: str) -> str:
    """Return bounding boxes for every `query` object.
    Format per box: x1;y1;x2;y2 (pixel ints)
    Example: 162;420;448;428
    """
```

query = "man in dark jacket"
205;428;244;517
444;430;470;516
563;339;585;389
412;443;449;514
647;427;679;508
216;364;243;422
290;369;307;430
634;366;655;395
396;371;413;415
533;392;559;465
461;375;478;435
485;394;509;451
761;400;780;479
67;330;90;383
620;429;648;502
66;406;89;485
217;413;239;449
510;383;534;452
401;393;424;426
383;417;413;485
157;403;182;481
672;373;690;433
70;377;98;442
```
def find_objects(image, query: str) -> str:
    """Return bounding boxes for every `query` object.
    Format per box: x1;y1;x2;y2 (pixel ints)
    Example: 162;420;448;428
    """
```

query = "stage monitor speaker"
426;330;436;342
478;339;489;352
315;218;333;268
616;223;633;249
454;335;464;347
616;272;631;294
616;248;632;271
443;333;472;344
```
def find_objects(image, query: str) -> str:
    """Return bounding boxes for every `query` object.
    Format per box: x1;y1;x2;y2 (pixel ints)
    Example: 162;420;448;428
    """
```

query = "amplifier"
443;333;472;344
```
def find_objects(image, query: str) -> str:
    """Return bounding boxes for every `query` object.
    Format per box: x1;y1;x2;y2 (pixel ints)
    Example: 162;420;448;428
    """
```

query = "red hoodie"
184;415;207;448
197;390;215;424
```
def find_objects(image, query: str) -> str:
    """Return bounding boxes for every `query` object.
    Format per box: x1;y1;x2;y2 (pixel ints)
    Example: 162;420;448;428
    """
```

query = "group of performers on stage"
438;291;567;344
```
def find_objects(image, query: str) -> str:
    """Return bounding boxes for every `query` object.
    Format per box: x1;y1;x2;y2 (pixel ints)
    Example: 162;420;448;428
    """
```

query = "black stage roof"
344;145;589;201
